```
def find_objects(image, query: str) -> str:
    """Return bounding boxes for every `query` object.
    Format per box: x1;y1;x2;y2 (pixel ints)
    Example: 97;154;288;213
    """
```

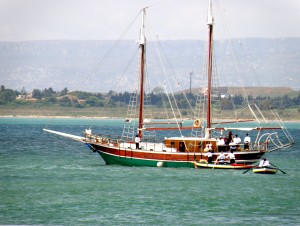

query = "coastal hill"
183;87;298;98
0;38;299;93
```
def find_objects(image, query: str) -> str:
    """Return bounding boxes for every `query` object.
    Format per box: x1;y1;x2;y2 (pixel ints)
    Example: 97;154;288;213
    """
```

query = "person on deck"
227;150;236;164
232;134;242;151
244;133;251;150
204;142;213;152
135;135;141;149
226;131;233;145
179;143;185;152
217;137;225;152
225;131;233;151
233;134;242;144
259;158;270;167
229;141;237;152
206;150;213;163
216;151;226;164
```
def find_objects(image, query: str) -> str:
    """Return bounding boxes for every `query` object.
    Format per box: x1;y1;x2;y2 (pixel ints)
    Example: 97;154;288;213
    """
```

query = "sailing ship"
44;1;294;168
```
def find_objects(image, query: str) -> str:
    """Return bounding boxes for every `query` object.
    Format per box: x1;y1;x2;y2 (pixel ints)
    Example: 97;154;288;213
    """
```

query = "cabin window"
170;142;175;148
179;142;185;152
199;142;202;150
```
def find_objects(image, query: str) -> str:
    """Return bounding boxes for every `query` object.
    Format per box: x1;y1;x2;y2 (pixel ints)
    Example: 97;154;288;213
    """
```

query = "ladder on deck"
122;92;138;141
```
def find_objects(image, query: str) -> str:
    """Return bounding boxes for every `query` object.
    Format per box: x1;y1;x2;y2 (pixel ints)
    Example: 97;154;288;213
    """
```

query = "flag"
202;87;208;96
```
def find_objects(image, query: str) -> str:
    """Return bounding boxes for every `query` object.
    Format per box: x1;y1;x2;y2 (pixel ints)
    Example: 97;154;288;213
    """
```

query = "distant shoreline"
0;115;118;119
1;115;299;123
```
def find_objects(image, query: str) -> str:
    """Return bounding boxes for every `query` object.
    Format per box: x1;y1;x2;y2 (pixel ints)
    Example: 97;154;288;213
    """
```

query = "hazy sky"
0;0;299;41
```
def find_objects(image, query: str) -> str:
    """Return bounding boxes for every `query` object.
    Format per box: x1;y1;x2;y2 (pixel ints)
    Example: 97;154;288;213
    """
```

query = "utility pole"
189;71;193;94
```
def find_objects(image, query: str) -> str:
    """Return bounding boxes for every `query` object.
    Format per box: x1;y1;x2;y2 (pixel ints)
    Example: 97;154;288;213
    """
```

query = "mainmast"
206;0;214;136
138;8;146;138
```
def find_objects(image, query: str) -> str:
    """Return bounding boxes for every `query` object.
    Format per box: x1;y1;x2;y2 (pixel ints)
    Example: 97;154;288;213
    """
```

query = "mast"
138;8;146;138
206;0;214;136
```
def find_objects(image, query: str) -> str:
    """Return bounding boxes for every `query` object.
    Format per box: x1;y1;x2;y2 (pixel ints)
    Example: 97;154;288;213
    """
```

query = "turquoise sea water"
0;118;299;225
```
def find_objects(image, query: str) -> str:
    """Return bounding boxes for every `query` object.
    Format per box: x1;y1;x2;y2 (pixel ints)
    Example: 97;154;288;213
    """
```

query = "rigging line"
43;100;77;129
143;59;157;124
155;37;182;122
48;134;84;152
145;17;183;123
190;49;207;136
167;72;196;115
254;103;268;124
248;103;261;125
280;124;294;144
217;0;264;88
141;42;170;119
144;0;169;9
142;17;171;120
217;103;251;124
162;84;184;137
270;133;285;148
72;11;142;93
270;108;294;143
44;11;142;129
159;90;171;119
280;125;294;144
216;0;265;108
235;104;252;115
193;41;208;132
145;13;196;120
182;90;195;115
211;53;223;120
163;78;184;121
237;40;262;86
88;47;140;129
214;0;251;102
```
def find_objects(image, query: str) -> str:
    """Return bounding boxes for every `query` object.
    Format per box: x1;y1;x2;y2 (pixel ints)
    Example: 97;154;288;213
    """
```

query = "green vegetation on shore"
1;105;299;121
1;85;300;120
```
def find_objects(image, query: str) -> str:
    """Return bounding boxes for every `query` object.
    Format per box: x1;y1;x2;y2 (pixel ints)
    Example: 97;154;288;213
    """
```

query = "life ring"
193;119;201;127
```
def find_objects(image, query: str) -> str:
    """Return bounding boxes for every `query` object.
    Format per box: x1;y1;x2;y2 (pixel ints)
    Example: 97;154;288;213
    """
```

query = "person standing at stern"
135;135;141;149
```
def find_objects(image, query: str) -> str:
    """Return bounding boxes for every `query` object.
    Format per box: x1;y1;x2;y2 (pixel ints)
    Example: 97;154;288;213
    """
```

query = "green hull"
98;151;194;168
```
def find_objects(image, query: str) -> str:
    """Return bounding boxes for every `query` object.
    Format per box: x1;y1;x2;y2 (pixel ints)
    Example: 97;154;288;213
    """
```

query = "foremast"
206;0;214;138
138;8;146;138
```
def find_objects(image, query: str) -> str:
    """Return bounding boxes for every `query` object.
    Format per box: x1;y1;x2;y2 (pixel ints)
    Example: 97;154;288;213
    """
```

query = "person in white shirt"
217;137;225;152
259;158;270;167
206;150;213;163
135;135;141;149
204;142;213;152
216;151;226;164
232;134;242;151
244;133;251;150
229;142;236;152
233;134;242;144
217;137;224;145
227;150;236;164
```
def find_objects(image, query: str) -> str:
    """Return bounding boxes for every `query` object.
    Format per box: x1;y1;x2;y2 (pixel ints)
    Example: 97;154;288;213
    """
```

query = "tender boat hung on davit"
44;0;294;168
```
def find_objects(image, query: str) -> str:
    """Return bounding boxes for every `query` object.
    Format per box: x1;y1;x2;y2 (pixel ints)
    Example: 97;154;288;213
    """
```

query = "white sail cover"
223;127;255;131
43;129;85;142
207;0;213;25
140;8;146;45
